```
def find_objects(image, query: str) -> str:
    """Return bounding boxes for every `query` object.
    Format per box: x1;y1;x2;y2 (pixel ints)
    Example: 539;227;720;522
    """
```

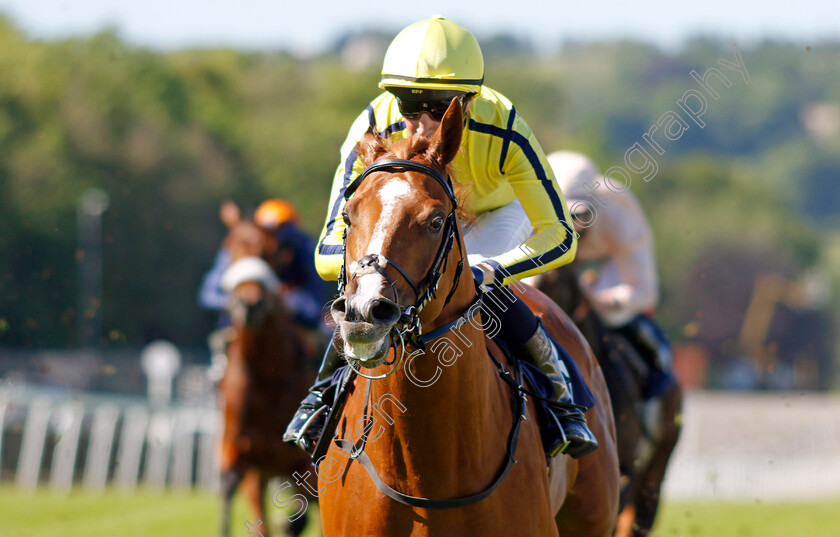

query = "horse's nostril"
332;297;347;313
370;299;400;325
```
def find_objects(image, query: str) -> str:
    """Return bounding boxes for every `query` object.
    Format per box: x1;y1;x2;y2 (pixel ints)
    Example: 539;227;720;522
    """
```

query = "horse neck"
363;264;510;477
229;312;297;378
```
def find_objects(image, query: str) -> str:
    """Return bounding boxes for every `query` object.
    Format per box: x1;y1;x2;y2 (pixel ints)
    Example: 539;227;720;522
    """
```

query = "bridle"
338;158;465;363
331;157;528;510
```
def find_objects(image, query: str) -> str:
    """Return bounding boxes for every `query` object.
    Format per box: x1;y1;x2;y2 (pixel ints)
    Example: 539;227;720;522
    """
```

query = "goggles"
396;93;473;121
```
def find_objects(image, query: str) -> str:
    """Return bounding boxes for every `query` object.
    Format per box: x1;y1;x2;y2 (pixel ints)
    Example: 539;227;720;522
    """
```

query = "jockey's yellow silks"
315;86;577;287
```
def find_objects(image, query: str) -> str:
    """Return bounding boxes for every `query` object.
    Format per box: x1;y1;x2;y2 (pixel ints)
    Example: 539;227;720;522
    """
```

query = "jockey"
546;150;677;400
198;199;333;333
253;199;334;333
284;16;598;459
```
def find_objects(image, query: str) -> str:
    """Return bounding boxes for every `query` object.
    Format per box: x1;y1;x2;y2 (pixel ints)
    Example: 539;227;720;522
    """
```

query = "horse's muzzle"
331;295;400;364
331;295;401;327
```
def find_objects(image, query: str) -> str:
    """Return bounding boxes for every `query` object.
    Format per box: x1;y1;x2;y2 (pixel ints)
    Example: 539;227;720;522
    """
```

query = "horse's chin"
343;338;391;369
338;320;393;368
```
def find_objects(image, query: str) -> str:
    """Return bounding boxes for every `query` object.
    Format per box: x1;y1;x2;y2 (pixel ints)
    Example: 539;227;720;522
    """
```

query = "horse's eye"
429;215;444;232
342;211;351;227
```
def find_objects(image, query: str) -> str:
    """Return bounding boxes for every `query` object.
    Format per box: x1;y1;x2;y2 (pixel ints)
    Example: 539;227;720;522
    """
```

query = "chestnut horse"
536;265;683;537
216;210;321;537
315;99;619;536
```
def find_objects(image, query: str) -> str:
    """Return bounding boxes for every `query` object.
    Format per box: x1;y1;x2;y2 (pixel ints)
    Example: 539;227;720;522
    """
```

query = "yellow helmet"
254;199;299;230
379;16;484;96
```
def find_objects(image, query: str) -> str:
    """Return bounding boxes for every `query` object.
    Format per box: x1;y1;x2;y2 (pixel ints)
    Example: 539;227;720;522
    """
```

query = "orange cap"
254;199;299;229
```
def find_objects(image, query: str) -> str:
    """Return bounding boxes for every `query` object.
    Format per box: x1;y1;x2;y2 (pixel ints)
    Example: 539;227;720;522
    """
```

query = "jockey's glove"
469;258;497;288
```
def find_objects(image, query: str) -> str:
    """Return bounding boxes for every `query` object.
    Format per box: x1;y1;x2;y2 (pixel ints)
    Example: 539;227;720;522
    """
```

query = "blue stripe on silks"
381;121;406;137
366;105;376;127
468;118;507;138
502;130;574;278
318;243;344;256
319;146;359;253
498;107;516;173
467;118;575;279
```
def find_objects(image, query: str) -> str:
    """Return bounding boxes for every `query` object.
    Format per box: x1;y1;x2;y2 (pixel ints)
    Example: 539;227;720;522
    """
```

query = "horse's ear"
220;200;240;229
428;97;464;168
358;127;388;167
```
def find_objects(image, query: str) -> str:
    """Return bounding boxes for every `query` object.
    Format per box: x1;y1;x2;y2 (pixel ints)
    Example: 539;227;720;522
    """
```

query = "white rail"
0;385;221;491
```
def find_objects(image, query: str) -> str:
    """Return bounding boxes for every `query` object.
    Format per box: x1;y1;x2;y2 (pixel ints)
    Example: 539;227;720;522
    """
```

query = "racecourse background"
2;382;838;502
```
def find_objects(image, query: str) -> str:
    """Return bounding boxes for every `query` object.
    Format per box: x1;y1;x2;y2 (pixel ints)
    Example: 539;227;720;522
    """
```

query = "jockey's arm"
580;201;659;327
584;249;658;326
314;108;377;282
197;248;232;310
475;112;578;287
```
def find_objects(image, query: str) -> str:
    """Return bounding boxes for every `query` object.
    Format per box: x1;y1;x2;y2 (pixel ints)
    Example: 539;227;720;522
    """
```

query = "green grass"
0;487;837;537
653;499;840;537
0;486;321;537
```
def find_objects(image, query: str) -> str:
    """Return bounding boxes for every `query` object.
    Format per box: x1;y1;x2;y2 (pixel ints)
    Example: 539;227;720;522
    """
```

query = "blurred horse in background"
216;206;321;537
535;265;682;537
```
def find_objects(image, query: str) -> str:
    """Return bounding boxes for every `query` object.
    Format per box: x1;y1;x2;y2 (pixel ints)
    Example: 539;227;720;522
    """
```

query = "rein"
333;323;529;510
332;158;527;509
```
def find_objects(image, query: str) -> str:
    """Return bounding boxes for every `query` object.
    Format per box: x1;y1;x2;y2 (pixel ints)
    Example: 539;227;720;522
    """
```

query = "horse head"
221;208;283;329
331;97;467;368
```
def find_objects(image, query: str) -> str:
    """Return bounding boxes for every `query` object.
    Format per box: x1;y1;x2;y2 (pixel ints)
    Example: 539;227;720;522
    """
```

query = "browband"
344;159;458;208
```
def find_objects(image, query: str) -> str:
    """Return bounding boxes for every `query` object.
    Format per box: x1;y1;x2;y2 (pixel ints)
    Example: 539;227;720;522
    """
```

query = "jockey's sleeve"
477;110;578;287
315;103;395;281
197;248;231;310
581;198;659;326
585;248;659;327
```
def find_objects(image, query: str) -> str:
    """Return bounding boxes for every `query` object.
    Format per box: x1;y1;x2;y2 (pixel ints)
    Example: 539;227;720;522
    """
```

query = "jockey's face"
404;111;440;138
404;96;473;138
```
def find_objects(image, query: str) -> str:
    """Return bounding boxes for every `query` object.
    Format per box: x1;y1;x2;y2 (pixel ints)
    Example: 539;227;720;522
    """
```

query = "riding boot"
283;340;344;454
519;323;599;459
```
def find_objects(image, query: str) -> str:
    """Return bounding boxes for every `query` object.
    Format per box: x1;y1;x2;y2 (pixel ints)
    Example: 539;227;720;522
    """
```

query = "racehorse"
316;98;620;536
535;265;682;537
216;210;322;537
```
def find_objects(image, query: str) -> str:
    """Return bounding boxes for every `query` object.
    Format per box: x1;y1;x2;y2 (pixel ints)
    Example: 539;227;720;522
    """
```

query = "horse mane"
360;132;475;223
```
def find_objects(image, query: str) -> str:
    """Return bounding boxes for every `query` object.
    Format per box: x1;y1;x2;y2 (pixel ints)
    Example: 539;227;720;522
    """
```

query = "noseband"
338;158;465;353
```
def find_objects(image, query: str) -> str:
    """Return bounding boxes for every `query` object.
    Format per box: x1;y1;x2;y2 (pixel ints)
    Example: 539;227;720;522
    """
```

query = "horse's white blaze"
367;179;411;255
348;178;412;316
348;272;385;317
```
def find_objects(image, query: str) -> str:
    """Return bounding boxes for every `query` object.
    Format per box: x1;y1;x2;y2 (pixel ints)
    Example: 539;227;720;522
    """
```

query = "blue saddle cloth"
493;332;595;455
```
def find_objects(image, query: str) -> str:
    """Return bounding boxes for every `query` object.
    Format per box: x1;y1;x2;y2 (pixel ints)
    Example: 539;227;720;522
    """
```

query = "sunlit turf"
0;486;837;537
652;498;840;537
0;485;320;537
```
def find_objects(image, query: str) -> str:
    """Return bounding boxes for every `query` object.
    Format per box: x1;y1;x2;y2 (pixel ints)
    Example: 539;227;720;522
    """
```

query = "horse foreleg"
219;465;244;537
630;385;683;537
241;469;269;535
